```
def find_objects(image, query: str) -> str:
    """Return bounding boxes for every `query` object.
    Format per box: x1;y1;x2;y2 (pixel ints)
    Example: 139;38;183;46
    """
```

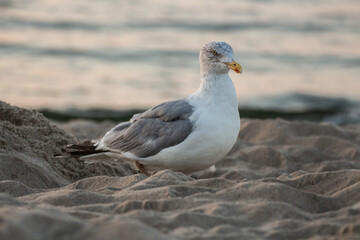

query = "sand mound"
0;101;134;189
1;102;360;239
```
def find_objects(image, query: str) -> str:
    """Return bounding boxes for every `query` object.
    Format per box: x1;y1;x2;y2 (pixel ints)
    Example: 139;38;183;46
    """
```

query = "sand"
0;100;360;240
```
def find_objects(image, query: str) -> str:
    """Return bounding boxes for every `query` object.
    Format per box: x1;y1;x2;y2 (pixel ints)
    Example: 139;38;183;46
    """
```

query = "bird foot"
135;161;151;177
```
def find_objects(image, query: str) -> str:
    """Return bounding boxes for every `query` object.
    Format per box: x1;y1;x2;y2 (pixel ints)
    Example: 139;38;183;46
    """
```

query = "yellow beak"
225;60;242;74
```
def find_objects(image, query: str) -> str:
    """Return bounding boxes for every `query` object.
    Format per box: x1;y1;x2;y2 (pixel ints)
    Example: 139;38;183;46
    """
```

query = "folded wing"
98;100;194;158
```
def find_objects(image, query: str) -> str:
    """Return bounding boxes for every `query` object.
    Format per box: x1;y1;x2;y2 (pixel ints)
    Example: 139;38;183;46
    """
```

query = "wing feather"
98;100;194;158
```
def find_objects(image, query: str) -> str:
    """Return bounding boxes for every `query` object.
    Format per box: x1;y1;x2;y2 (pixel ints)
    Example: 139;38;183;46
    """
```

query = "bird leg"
135;161;150;176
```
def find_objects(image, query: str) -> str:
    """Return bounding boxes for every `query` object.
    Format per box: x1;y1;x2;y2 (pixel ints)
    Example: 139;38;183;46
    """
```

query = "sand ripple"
0;101;359;239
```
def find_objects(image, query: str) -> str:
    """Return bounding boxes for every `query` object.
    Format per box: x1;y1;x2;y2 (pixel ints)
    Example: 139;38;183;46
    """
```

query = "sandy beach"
0;100;359;240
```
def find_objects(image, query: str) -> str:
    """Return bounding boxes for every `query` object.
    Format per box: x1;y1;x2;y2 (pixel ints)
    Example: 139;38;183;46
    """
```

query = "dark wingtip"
58;140;108;158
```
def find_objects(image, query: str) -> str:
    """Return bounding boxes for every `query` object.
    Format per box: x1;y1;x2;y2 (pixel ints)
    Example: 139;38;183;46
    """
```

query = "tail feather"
55;140;108;158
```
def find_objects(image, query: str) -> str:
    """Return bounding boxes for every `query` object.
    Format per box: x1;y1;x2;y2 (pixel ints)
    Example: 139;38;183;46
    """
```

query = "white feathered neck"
189;72;238;109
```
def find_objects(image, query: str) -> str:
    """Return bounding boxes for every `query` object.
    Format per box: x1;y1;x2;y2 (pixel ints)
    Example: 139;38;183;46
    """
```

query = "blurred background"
0;0;359;123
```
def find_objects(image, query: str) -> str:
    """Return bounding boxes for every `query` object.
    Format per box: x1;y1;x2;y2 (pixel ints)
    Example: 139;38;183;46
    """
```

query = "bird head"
199;41;242;75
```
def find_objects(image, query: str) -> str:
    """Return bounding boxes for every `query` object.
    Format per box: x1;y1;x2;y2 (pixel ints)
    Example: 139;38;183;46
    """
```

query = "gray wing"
100;99;194;158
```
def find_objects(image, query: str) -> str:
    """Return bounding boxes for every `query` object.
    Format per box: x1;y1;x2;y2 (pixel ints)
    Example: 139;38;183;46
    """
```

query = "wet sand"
0;101;360;240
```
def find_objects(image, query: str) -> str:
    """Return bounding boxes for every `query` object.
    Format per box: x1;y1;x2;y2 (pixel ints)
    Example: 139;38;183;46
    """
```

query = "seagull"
65;41;242;176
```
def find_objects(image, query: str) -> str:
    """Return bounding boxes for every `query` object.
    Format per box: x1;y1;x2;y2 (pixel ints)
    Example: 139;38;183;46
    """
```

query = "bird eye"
211;50;218;56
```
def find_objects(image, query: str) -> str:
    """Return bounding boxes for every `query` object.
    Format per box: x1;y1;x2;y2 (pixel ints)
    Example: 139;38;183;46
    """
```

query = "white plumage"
77;41;242;175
